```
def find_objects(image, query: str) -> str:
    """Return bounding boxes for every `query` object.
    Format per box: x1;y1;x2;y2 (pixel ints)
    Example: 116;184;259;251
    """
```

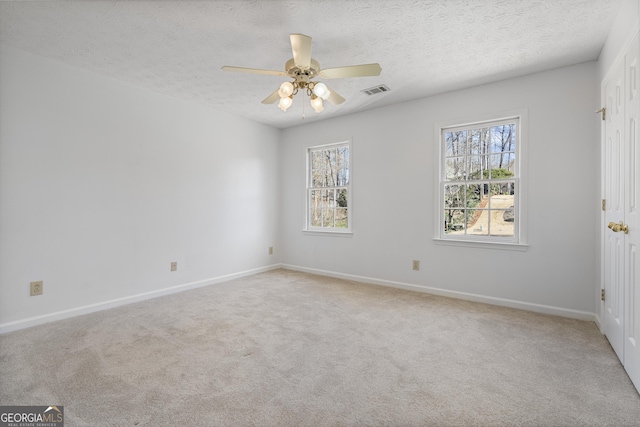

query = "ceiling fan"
222;34;382;113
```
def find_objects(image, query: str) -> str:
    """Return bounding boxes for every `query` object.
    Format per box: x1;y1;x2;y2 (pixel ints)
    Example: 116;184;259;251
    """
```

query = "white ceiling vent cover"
361;85;390;96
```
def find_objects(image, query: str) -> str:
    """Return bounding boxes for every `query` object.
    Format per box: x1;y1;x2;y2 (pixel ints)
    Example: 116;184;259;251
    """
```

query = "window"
437;114;525;246
307;142;351;232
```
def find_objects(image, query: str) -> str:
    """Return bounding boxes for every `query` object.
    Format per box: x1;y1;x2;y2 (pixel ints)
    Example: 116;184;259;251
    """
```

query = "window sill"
433;238;528;251
303;229;354;237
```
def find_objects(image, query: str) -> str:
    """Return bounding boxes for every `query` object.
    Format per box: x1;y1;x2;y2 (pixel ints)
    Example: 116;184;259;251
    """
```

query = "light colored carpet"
1;269;639;426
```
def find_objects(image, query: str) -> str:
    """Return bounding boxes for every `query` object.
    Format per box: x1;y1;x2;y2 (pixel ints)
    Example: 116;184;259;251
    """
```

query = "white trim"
594;313;603;333
2;263;596;334
601;24;640;84
432;237;528;251
599;60;610;334
0;264;282;334
302;230;353;237
281;263;595;322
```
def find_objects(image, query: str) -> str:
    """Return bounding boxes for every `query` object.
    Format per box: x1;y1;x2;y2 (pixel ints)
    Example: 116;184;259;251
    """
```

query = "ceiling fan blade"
324;85;345;105
290;33;312;69
222;66;286;77
262;89;281;104
319;63;382;79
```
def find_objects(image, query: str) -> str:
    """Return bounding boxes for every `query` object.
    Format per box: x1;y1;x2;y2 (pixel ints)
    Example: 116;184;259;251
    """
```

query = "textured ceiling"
0;0;622;129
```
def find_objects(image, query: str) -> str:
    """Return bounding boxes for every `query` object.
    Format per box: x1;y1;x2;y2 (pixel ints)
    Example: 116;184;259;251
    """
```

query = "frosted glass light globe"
278;81;294;98
312;82;330;100
310;96;324;113
278;96;293;111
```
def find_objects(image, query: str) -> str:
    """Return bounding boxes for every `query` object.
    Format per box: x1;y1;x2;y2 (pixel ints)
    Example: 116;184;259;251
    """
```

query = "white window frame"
434;110;528;250
305;140;353;235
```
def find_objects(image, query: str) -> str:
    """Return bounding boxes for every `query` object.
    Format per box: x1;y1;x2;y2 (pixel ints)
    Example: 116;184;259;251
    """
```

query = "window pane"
490;210;515;236
312;169;324;187
488;182;515;236
311;208;322;227
490;124;516;155
445;130;466;157
444;184;464;208
502;206;515;223
445;157;466;180
323;208;335;228
468;128;490;156
325;189;334;208
335;208;348;228
489;182;515;212
478;182;490;201
336;188;348;207
489;151;515;176
468;156;490;180
501;151;516;173
311;190;322;209
466;209;489;235
466;184;481;207
337;147;349;185
326;148;337;186
444;209;464;234
311;150;324;187
489;154;500;172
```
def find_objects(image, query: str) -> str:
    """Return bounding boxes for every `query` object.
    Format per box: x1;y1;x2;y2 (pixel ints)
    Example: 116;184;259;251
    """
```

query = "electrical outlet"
412;260;420;271
268;246;274;255
170;262;177;272
30;281;43;296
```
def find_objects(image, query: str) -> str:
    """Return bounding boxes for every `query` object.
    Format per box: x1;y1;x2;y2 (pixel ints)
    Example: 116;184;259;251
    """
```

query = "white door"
603;55;626;362
602;32;640;392
623;33;640;391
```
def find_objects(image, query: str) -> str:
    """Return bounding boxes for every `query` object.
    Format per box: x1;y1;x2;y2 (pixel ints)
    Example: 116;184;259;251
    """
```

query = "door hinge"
601;289;606;301
596;107;606;121
602;199;606;211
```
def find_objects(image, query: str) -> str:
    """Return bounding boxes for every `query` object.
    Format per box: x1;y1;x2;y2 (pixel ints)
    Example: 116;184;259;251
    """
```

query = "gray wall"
0;45;281;329
280;62;599;318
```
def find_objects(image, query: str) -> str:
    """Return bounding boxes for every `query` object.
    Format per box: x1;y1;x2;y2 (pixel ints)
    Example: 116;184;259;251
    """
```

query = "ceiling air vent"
361;84;390;96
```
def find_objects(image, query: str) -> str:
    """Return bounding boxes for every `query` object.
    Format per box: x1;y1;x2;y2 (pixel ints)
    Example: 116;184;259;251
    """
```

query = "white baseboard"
0;264;282;334
594;314;603;332
2;263;596;334
281;264;596;322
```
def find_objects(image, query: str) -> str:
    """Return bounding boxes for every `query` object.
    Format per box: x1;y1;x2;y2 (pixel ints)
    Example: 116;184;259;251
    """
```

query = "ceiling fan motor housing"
285;58;320;83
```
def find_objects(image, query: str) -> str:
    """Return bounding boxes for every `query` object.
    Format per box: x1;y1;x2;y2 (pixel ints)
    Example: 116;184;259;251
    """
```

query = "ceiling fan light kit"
222;34;381;115
276;78;329;113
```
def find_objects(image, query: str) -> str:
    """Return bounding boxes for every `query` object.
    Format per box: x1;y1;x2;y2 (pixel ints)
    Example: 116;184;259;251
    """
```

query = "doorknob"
608;221;629;234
